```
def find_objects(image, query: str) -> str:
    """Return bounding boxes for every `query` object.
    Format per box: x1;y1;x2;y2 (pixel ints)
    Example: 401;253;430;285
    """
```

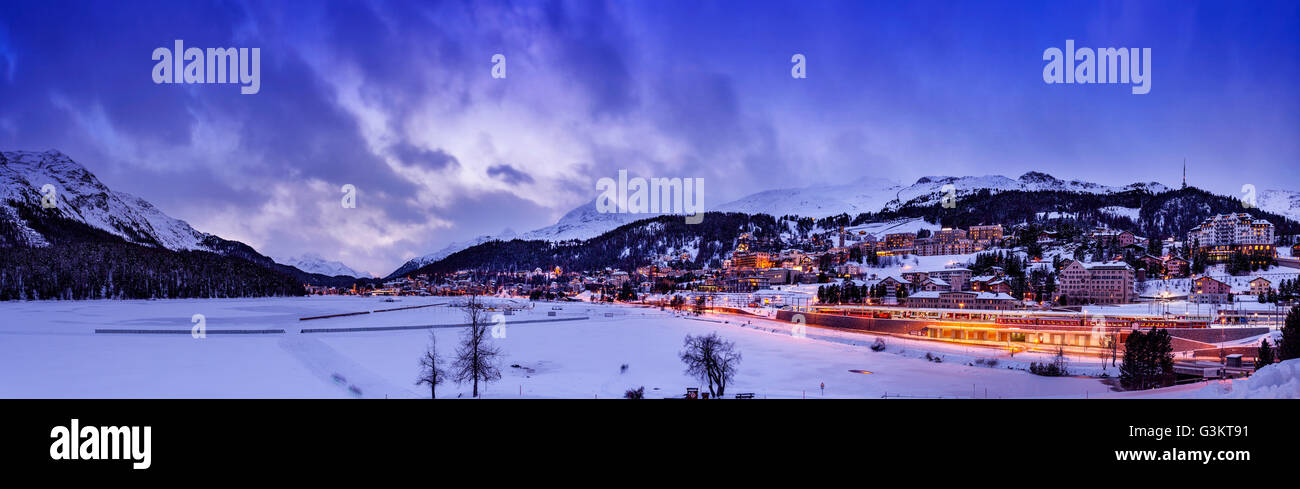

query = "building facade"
879;232;916;256
926;268;972;292
902;291;1017;310
1192;275;1232;304
1188;213;1276;262
731;251;773;269
1058;261;1134;304
968;225;1004;244
1249;277;1272;296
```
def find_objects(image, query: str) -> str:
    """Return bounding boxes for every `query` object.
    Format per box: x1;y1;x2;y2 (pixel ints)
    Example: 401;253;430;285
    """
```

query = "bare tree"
452;295;502;397
679;332;741;397
415;331;445;398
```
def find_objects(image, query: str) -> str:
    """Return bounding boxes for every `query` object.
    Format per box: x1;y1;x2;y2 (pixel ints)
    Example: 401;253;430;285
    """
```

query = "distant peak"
1018;171;1059;183
915;176;956;185
2;149;68;159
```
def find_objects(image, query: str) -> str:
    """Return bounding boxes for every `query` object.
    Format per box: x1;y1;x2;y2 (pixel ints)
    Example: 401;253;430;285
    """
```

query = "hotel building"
1188;213;1276;262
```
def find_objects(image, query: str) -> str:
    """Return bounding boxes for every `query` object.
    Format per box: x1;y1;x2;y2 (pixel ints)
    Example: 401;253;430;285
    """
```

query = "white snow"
1193;359;1300;399
1099;206;1141;221
844;218;941;241
3;295;1290;398
0;296;1117;399
1257;189;1300;223
714;176;901;218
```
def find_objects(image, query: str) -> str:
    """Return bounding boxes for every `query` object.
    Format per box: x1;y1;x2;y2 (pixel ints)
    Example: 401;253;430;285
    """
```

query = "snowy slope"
714;172;1166;218
714;176;900;218
1196;358;1300;399
848;218;941;238
390;230;518;277
516;199;661;241
1099;206;1142;221
277;253;369;278
0;150;210;250
1257;189;1300;223
890;172;1167;209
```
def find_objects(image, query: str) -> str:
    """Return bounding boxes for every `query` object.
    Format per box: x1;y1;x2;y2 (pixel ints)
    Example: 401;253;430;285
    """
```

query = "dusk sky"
1;0;1297;276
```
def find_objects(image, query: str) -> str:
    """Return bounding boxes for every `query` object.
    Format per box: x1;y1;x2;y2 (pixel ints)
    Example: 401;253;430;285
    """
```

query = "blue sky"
1;0;1297;276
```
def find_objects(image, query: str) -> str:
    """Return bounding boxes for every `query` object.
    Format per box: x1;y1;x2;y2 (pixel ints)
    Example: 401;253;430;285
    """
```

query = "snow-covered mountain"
714;176;900;218
716;172;1169;218
515;199;662;241
1258;189;1300;224
277;253;369;278
1;149;363;287
893;172;1168;209
1;150;211;250
390;230;518;278
388;199;674;278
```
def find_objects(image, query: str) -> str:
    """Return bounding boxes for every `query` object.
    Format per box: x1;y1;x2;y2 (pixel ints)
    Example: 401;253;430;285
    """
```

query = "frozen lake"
0;296;1265;398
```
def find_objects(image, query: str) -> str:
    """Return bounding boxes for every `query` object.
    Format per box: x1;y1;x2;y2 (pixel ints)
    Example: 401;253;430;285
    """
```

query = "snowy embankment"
1108;359;1300;399
1194;359;1300;399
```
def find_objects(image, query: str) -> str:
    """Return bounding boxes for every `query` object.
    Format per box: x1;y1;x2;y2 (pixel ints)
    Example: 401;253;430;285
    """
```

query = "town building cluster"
305;212;1295;314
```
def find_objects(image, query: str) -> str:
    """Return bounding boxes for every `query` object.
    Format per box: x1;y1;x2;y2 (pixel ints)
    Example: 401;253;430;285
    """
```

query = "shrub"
1029;348;1069;377
870;338;887;352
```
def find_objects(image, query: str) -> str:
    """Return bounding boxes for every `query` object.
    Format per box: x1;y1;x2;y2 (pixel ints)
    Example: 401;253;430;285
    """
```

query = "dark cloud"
390;142;460;172
543;0;639;118
486;164;534;185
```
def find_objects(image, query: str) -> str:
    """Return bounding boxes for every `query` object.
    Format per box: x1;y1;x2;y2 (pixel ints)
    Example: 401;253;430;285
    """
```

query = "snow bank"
1199;359;1300;399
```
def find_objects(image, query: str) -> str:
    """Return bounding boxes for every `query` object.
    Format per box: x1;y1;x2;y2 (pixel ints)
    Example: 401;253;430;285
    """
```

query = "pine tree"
1279;307;1300;361
1120;329;1175;390
1256;338;1275;370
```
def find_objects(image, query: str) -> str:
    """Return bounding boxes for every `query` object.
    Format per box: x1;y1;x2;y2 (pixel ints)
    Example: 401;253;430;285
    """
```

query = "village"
316;213;1298;328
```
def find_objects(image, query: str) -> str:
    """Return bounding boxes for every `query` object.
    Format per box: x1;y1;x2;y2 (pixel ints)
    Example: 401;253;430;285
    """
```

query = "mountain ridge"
0;150;362;292
389;171;1193;277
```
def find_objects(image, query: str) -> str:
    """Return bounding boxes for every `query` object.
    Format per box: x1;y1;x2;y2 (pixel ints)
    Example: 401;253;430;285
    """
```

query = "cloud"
1;0;1297;276
486;164;534;185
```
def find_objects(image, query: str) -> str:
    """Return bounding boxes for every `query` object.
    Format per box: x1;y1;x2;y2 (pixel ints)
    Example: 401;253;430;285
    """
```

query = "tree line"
0;240;305;300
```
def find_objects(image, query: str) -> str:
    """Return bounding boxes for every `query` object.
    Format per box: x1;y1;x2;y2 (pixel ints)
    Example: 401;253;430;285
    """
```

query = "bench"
734;393;755;399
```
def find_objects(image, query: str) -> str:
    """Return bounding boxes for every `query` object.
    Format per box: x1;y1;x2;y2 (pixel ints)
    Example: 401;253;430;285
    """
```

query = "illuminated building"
1058;260;1133;304
1188;213;1276;263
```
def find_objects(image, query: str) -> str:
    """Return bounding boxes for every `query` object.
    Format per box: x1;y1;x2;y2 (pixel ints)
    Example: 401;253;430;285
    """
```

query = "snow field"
0;296;1286;398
